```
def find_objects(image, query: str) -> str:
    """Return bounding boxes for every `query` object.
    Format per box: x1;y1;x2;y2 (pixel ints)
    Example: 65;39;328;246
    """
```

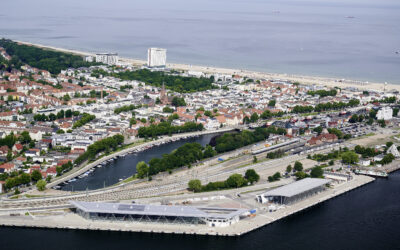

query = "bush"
36;180;47;191
188;179;202;192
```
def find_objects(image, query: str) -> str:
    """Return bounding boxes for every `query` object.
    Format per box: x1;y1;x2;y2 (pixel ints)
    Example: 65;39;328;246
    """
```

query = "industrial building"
256;178;330;205
147;48;167;67
71;201;248;227
95;53;118;65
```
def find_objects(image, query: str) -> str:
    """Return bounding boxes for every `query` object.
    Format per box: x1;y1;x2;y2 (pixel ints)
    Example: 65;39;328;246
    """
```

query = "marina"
52;130;228;191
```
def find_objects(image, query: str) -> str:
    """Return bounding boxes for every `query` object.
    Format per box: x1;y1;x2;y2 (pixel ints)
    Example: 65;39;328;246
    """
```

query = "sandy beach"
14;40;399;92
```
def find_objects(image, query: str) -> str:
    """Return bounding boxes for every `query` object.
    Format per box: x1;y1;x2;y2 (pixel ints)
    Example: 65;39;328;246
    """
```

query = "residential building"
147;48;167;67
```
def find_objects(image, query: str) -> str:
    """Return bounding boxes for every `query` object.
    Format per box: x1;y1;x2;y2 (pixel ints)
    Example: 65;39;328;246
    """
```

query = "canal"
60;133;218;191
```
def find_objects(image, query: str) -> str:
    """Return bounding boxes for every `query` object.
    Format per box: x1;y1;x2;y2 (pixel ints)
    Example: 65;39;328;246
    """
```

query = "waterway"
1;0;399;83
60;133;217;191
1;171;399;250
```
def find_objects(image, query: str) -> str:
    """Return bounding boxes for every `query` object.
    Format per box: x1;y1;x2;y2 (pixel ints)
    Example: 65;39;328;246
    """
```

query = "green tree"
18;173;31;185
253;156;258;163
18;131;31;144
295;171;308;180
204;110;213;117
6;150;13;161
313;126;323;135
294;161;303;172
5;178;17;190
272;172;281;180
286;164;292;173
349;114;359;123
36;179;46;191
310;166;324;178
57;110;65;119
226;173;246;188
188;179;202;192
65;109;72;118
245;169;260;184
268;99;276;107
136;161;149;179
171;96;186;107
31;170;42;182
63;94;71;102
250;113;259;123
341;151;359;164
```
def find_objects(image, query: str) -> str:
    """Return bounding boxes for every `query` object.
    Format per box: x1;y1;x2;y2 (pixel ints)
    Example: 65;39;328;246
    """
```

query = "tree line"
137;121;203;138
0;39;100;74
214;127;285;154
292;99;360;113
307;89;337;97
33;109;80;122
1;169;43;191
187;169;260;192
74;134;124;165
112;69;217;93
114;104;142;114
72;113;96;129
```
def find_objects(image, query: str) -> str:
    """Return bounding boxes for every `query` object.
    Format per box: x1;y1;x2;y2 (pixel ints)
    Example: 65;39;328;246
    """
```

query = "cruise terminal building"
256;178;331;205
71;201;249;227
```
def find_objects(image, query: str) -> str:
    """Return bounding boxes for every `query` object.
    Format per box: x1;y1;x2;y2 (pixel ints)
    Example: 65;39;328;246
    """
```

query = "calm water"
60;133;217;191
1;171;399;250
1;0;400;83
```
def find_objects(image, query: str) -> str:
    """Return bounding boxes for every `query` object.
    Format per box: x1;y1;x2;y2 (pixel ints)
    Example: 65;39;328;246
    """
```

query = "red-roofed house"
46;167;57;177
12;143;23;152
0;163;16;173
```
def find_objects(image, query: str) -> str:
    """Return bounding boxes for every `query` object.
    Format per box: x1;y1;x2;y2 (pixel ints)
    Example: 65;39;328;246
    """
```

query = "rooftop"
70;201;248;219
260;178;330;198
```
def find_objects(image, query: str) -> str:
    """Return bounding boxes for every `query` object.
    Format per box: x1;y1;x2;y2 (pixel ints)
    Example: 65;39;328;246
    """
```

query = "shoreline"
11;39;399;92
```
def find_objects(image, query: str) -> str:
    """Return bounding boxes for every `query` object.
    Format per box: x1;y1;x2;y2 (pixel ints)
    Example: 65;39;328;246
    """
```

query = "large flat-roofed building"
95;53;118;65
147;48;167;67
376;106;393;120
256;178;330;205
70;201;248;227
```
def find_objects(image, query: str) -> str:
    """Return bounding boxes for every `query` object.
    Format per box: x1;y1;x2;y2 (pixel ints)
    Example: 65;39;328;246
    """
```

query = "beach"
14;40;398;93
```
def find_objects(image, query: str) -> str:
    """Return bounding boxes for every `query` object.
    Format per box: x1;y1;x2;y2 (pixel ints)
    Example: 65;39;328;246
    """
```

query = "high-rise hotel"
147;48;167;67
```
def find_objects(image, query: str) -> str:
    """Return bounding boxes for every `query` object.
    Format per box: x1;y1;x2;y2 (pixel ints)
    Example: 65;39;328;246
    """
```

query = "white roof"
260;178;330;198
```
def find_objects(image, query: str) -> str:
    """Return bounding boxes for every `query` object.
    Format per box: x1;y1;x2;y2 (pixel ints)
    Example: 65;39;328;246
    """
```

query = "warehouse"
70;201;248;227
256;178;330;205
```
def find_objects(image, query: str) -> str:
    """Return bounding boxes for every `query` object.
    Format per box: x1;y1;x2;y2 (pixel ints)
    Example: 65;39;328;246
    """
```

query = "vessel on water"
354;169;388;178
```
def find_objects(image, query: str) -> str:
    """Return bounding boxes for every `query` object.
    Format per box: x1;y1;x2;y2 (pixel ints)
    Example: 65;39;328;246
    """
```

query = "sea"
0;0;399;83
